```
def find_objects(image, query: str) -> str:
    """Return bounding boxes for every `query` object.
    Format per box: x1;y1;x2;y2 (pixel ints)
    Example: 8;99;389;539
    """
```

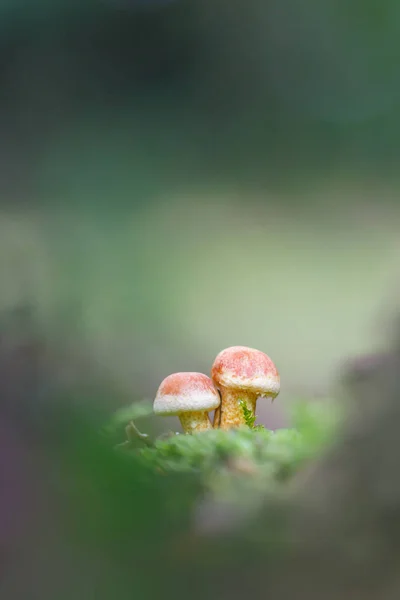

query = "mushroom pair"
153;346;280;434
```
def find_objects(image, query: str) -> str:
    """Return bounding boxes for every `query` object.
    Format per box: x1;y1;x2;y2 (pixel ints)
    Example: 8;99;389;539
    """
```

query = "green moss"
139;426;272;473
91;399;342;544
239;399;265;431
112;400;341;499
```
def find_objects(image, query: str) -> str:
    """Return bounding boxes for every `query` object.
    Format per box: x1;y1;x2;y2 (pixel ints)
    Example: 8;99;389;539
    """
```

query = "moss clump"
139;426;272;473
113;401;340;493
101;400;341;531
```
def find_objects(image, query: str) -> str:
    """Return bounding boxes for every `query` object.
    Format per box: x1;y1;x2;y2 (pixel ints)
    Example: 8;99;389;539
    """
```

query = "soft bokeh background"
1;3;400;596
2;188;399;433
2;0;400;432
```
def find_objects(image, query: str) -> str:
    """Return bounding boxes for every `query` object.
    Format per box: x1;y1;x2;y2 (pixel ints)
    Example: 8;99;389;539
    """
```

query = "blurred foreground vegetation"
1;2;400;599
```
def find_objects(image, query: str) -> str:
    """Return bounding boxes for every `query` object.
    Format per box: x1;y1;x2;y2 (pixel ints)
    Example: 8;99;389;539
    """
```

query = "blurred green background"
1;2;400;599
0;0;400;432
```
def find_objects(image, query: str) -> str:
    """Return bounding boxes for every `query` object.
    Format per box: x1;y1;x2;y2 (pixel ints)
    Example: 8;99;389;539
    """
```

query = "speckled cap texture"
211;346;280;397
154;372;221;415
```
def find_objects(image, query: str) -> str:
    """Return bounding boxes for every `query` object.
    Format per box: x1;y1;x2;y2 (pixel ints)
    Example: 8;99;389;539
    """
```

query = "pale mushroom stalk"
211;346;280;430
179;411;213;433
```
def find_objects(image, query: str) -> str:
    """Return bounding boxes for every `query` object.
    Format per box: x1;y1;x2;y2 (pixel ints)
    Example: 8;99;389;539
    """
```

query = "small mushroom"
153;372;221;434
211;346;280;430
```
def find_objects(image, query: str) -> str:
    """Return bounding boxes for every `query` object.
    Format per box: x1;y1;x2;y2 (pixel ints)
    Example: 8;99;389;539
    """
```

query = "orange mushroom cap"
211;346;280;398
154;372;220;416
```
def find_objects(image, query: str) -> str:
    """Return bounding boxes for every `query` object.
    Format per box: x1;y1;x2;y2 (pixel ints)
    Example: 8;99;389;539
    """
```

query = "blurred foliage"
104;399;343;519
59;398;340;547
39;396;340;600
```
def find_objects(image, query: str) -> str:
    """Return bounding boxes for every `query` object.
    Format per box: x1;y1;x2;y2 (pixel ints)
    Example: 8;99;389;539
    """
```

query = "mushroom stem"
218;387;258;430
179;411;213;434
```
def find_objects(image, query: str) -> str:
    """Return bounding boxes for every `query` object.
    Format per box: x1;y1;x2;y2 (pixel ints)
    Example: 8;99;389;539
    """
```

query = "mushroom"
153;372;221;434
211;346;280;430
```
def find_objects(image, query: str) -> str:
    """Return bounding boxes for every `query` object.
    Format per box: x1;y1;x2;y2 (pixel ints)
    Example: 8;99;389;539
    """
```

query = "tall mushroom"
211;346;280;430
153;372;221;434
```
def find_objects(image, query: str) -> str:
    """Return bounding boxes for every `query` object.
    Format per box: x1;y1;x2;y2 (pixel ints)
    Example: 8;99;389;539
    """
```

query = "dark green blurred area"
0;2;400;597
1;0;399;412
3;0;400;199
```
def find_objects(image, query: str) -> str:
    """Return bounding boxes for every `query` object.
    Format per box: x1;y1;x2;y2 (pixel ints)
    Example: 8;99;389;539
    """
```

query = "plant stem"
115;420;153;449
